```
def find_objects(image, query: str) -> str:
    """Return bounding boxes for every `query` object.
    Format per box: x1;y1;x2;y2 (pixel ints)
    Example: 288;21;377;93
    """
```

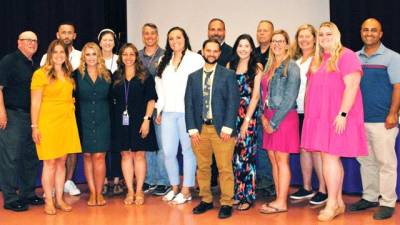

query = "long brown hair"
79;42;111;83
43;40;73;81
114;43;147;86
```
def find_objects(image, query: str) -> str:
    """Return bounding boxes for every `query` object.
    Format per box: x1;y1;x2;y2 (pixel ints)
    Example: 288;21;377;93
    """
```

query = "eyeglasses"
271;40;286;45
19;39;38;44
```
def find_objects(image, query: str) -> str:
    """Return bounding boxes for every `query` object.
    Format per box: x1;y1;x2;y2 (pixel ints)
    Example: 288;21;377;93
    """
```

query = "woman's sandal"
237;201;253;211
317;206;341;222
44;199;56;215
87;193;97;206
259;203;287;214
124;191;135;205
55;201;72;212
135;191;145;205
97;194;107;206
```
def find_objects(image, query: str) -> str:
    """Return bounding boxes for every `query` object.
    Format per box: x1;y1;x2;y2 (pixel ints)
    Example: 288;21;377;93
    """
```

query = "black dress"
111;74;158;152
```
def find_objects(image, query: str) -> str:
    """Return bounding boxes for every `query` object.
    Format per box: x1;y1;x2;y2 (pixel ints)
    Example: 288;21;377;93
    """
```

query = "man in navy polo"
350;18;400;220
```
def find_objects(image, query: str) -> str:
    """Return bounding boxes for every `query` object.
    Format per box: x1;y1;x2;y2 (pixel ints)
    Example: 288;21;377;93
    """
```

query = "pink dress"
261;73;300;154
301;48;367;157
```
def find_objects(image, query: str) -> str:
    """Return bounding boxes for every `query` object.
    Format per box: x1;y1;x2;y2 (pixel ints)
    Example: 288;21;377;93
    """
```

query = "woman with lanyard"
111;43;158;205
98;29;124;196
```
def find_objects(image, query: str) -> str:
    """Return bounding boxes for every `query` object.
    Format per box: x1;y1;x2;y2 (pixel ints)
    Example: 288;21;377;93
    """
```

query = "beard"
203;55;218;64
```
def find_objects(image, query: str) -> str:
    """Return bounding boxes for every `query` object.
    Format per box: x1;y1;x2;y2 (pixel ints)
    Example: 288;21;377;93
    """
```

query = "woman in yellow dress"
31;40;82;215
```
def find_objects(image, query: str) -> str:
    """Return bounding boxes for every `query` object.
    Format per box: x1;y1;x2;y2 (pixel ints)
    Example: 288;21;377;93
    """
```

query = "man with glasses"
0;31;44;212
40;22;82;196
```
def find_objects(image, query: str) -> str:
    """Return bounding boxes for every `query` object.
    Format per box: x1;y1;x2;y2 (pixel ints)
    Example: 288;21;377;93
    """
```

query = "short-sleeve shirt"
138;47;164;77
0;50;37;111
358;43;400;122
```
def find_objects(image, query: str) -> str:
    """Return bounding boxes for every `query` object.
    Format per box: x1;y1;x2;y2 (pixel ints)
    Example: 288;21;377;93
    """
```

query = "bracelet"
244;116;251;122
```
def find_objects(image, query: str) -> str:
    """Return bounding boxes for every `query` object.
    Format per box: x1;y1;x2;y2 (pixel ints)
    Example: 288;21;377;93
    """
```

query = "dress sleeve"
338;48;363;77
31;69;49;90
144;75;157;102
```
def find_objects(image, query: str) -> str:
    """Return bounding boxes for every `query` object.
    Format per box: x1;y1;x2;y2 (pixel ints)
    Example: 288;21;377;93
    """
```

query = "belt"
6;106;30;114
203;119;213;125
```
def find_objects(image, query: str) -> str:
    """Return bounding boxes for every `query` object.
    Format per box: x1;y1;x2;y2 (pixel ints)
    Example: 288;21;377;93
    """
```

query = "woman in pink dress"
301;22;367;221
259;30;300;214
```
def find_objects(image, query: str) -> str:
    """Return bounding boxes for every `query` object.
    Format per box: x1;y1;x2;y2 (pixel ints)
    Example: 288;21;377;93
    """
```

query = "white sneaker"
162;190;176;202
64;180;81;196
172;193;192;205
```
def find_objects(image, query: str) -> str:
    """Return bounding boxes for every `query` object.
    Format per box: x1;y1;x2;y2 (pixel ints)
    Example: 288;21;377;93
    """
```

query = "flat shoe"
124;192;135;205
55;202;72;212
135;191;145;205
162;190;176;202
87;194;97;206
97;194;107;206
172;193;192;205
318;206;340;221
259;203;287;214
237;201;252;211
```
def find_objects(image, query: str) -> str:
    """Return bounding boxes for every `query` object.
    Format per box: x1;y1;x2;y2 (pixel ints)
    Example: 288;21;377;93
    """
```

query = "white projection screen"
127;0;330;51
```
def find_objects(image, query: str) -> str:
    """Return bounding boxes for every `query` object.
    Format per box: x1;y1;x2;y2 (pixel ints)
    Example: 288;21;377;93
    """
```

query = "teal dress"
73;70;111;153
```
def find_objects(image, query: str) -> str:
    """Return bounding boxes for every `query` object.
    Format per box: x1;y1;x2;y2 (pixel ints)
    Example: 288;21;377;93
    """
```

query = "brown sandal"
44;199;56;215
87;193;97;206
55;201;72;212
97;194;107;206
124;191;135;205
135;191;145;205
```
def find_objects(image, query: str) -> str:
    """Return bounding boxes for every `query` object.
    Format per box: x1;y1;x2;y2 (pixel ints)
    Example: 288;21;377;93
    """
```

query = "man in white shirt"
40;22;82;196
40;22;81;70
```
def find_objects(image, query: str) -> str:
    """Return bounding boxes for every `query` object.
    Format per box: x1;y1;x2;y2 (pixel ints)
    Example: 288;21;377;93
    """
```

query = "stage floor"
0;185;399;225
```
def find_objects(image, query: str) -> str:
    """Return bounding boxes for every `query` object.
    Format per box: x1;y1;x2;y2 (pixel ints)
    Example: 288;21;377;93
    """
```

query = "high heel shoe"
97;194;107;206
55;201;72;212
124;191;134;205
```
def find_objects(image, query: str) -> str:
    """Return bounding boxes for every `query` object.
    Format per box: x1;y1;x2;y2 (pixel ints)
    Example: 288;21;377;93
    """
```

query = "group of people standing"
0;16;399;222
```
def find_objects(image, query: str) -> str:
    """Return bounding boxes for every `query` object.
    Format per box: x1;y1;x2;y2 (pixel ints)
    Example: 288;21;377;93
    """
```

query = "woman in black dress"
74;42;111;206
112;43;157;205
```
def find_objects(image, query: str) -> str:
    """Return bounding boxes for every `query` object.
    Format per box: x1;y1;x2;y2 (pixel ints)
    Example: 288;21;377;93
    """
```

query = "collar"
16;49;33;63
359;43;386;57
203;63;217;73
142;46;161;57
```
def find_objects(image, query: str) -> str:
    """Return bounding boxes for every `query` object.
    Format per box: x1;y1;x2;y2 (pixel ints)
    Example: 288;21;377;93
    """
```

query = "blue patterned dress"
233;73;258;203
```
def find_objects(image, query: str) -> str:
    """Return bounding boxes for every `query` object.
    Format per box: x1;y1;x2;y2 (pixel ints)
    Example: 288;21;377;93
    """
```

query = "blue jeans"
255;120;274;189
161;112;196;187
145;119;169;186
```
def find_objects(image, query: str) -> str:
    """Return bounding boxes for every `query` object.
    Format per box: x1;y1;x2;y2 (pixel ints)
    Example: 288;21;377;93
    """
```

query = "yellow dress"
31;68;81;160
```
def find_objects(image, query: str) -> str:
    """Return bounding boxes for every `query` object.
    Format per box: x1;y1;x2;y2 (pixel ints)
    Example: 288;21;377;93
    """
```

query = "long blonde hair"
43;40;73;81
79;42;111;82
310;22;343;73
292;24;316;60
265;30;291;78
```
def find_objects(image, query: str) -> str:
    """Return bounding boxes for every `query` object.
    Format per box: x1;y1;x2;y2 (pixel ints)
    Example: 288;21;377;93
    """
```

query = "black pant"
106;151;122;179
0;109;39;204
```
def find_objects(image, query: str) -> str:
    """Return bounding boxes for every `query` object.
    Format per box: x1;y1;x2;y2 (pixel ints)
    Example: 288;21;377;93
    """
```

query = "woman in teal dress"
74;42;112;207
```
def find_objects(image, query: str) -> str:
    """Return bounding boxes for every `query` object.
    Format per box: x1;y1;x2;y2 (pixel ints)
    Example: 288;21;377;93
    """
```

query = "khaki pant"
192;125;235;206
357;123;399;207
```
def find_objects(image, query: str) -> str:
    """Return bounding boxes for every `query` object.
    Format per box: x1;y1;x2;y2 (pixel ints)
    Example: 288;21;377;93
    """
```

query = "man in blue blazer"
185;39;239;219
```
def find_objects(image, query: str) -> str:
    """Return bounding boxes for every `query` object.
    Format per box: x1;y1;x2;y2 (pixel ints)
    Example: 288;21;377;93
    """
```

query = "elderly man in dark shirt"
0;31;44;212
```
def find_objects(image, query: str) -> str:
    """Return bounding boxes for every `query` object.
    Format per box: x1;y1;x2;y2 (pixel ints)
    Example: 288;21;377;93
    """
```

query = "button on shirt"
155;50;204;114
0;50;37;111
40;47;81;70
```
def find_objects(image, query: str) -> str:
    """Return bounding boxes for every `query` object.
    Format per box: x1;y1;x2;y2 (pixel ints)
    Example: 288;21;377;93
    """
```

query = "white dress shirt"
296;56;312;114
40;47;82;70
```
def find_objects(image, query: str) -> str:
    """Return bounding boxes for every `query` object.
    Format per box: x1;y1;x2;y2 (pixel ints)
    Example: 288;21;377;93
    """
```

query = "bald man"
349;18;400;220
0;31;44;212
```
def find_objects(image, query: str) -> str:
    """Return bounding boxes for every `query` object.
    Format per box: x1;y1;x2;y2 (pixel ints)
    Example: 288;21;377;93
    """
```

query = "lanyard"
123;79;130;111
144;47;159;69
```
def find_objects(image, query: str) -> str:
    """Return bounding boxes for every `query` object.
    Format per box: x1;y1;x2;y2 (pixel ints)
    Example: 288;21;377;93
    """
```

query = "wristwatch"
143;116;151;120
340;112;347;118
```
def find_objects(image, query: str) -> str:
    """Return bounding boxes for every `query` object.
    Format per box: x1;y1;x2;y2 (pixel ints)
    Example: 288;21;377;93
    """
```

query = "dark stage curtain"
0;0;126;62
330;0;400;52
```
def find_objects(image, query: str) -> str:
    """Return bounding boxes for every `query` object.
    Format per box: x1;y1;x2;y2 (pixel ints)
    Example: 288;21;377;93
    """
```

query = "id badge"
122;110;129;126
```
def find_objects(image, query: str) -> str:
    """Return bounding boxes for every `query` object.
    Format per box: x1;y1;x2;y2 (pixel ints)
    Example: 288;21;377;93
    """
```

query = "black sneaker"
290;187;315;200
143;183;157;194
309;192;328;205
349;199;379;211
152;185;172;196
373;206;395;220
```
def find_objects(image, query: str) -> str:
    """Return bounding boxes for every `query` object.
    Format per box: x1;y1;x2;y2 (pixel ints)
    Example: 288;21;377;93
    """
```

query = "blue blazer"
185;64;239;136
